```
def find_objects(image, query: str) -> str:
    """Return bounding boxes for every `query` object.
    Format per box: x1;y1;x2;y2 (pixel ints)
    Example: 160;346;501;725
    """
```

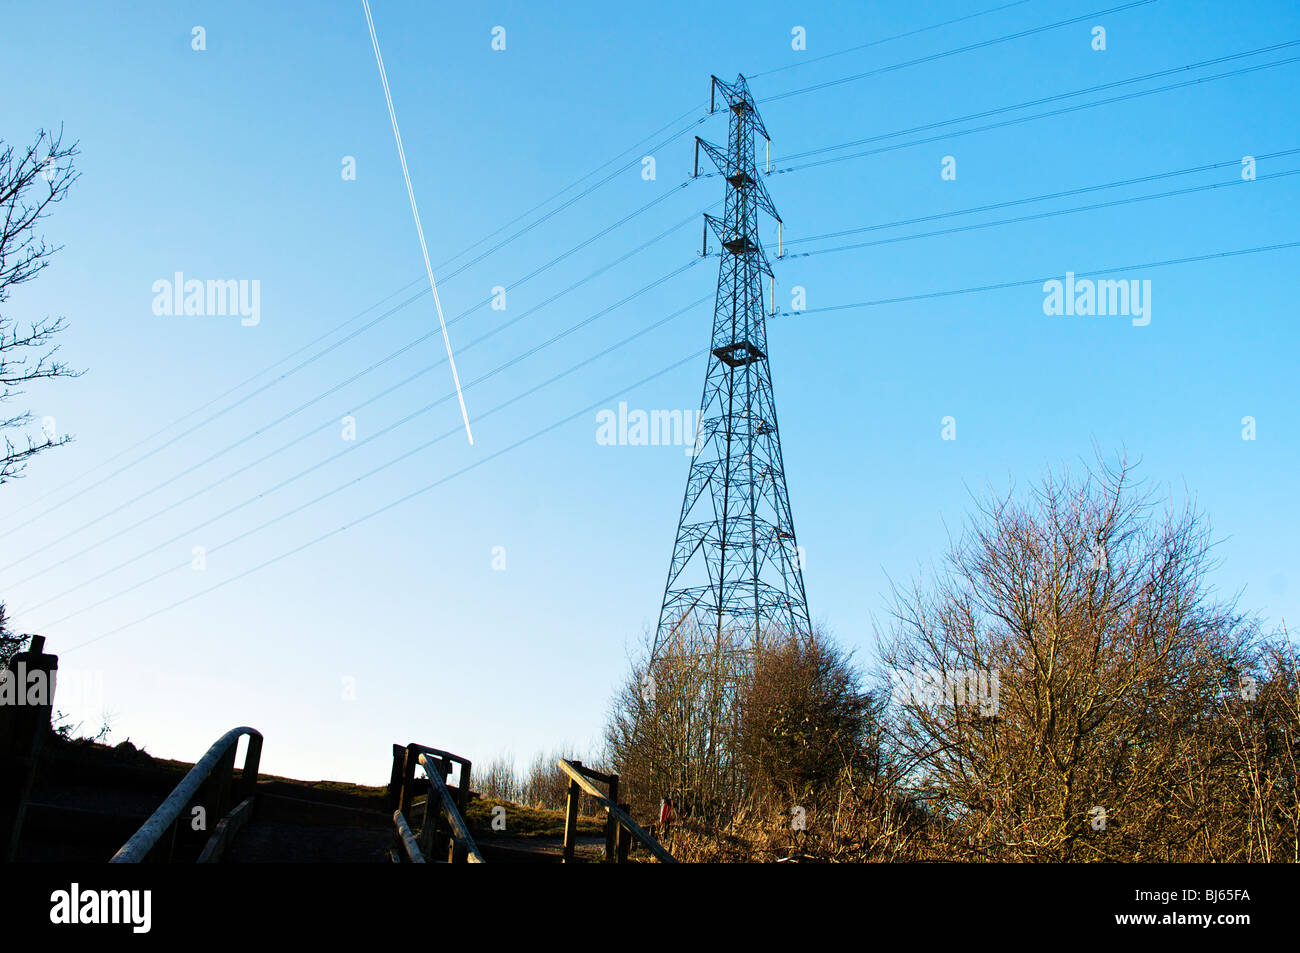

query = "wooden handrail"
409;744;470;771
392;809;426;863
417;752;484;863
196;797;255;863
557;759;676;863
389;742;472;815
111;726;262;863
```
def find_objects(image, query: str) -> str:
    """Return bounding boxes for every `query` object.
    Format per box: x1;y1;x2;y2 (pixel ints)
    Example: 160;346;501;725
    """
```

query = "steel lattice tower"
653;74;810;659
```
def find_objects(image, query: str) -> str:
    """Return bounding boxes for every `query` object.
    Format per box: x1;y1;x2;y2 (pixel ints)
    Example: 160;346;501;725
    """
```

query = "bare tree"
1;126;82;485
1214;628;1300;861
605;624;750;825
879;453;1272;861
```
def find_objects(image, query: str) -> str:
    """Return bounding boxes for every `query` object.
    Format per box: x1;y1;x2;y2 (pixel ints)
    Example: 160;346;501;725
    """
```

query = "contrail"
362;0;474;445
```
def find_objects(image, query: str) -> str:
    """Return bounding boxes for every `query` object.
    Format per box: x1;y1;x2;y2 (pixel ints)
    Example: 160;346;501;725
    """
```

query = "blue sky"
3;0;1297;784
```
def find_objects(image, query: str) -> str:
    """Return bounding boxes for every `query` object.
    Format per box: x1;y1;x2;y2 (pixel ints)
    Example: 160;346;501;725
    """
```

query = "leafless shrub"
605;624;749;825
519;745;601;815
474;752;521;804
606;624;890;840
879;452;1282;860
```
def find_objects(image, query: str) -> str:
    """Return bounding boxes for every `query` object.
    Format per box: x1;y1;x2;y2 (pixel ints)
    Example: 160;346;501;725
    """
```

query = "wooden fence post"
400;744;421;817
616;804;632;863
562;760;582;863
604;773;620;862
1;636;58;863
456;760;472;817
240;732;263;805
432;759;452;860
419;768;436;858
387;744;406;812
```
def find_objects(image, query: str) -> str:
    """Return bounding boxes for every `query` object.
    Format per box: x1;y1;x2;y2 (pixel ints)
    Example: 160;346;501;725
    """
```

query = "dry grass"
463;796;603;839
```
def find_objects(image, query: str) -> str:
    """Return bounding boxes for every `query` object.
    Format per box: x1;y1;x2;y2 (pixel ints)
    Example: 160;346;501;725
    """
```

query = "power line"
0;1;1170;529
770;51;1300;176
772;240;1300;318
3;1;1144;532
12;3;1106;581
0;279;422;521
2;203;712;572
33;189;1289;602
757;0;1159;103
22;286;709;618
8;1;1167;532
785;167;1300;260
58;236;1300;649
2;180;704;539
750;0;1038;80
0;104;711;528
773;41;1300;167
784;148;1300;247
9;259;707;604
53;342;710;645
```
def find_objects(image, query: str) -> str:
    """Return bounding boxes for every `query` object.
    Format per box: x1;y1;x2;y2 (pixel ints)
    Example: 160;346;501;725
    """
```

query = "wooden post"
562;760;582;863
604;773;620;862
239;732;262;809
456;760;472;817
419;772;435;858
432;759;451;860
399;745;421;816
616;804;632;863
387;744;406;811
1;636;58;863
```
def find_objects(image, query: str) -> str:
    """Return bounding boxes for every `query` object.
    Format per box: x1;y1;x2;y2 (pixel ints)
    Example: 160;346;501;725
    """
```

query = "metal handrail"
557;759;676;863
111;726;262;863
417;752;484;863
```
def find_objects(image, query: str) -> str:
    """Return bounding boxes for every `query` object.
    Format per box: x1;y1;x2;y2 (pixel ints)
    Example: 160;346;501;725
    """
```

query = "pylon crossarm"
697;136;782;224
710;74;770;142
703;214;773;278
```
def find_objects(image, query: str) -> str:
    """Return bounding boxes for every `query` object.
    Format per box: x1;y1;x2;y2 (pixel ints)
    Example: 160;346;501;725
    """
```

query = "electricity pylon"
653;74;810;660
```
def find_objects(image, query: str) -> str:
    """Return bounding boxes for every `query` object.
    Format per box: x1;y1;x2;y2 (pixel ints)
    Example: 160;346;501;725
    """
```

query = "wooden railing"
558;759;676;863
417;752;483;863
387;742;482;863
392;809;425;864
111;726;263;863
